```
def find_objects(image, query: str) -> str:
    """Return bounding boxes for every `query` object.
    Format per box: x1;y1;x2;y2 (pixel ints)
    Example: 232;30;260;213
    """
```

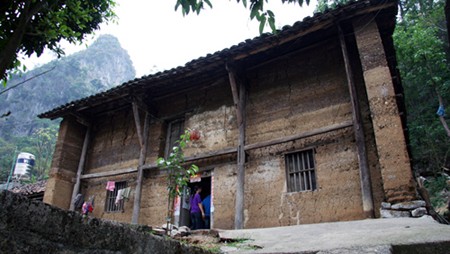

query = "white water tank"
13;152;35;178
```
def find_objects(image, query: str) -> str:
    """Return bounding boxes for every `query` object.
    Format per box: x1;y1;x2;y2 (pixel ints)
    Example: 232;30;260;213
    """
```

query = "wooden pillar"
353;16;415;203
131;102;150;224
69;125;91;211
226;64;246;229
338;24;374;218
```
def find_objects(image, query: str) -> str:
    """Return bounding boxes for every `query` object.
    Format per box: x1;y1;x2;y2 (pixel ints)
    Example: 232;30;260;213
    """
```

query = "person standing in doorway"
202;194;211;229
190;186;204;230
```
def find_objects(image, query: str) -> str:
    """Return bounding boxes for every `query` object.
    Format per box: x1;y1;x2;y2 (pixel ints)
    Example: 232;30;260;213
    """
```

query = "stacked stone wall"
0;191;209;254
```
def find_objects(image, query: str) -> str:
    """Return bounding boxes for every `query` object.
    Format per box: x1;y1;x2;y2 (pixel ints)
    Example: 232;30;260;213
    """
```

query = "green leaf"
204;0;213;8
259;15;266;34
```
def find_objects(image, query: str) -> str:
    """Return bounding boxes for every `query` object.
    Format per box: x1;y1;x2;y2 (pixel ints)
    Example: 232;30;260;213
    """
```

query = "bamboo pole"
338;24;374;218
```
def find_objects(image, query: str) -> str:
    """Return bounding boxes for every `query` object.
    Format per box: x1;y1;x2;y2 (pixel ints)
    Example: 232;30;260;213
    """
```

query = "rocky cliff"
0;34;136;137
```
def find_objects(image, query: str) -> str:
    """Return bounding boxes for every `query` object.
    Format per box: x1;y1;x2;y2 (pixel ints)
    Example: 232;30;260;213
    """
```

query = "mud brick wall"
44;116;86;209
0;191;210;254
85;108;140;174
354;17;416;203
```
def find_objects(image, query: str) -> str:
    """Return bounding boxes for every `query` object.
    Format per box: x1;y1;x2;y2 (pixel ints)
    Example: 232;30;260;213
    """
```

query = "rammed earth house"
39;0;417;229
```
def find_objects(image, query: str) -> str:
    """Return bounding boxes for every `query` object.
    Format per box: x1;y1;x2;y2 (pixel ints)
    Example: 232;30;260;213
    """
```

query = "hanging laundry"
121;187;131;200
106;181;115;191
115;189;124;205
73;193;84;210
82;201;93;215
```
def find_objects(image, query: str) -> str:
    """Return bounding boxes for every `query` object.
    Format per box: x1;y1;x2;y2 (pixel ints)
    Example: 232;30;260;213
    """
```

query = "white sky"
25;1;317;77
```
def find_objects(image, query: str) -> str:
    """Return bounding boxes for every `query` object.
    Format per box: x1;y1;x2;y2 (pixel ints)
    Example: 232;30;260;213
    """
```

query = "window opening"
285;149;317;192
165;119;185;158
105;181;127;212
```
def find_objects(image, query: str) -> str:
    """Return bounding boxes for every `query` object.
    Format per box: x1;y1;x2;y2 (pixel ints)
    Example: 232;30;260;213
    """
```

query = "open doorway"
178;171;212;229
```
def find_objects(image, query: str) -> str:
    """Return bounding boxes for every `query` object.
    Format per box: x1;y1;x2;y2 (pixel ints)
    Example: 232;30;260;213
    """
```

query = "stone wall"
0;191;209;254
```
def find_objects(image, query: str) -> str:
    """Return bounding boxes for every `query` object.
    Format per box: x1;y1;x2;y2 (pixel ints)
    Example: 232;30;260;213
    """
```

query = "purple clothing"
190;193;202;213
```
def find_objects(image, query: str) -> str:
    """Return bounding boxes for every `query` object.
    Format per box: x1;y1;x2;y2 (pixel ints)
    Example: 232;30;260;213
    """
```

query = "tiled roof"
38;0;397;119
10;180;46;196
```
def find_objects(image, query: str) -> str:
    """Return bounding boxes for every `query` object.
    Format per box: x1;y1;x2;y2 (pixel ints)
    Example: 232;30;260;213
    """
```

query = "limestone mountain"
0;34;136;137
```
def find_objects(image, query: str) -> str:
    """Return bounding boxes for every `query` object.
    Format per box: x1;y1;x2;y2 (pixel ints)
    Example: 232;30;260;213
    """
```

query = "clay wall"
84;108;140;174
43;116;86;209
353;18;416;202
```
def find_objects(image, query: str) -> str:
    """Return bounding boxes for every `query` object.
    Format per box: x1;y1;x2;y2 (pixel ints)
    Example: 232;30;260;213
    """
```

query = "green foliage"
174;0;309;33
156;129;199;226
424;175;449;208
315;0;350;13
0;0;116;82
0;139;16;183
157;130;199;200
393;0;450;173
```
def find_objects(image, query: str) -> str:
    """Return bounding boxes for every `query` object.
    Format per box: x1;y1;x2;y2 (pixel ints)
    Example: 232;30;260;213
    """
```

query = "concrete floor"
218;217;450;253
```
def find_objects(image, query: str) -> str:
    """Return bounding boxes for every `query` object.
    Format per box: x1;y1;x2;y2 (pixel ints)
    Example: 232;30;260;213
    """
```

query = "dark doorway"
178;174;212;229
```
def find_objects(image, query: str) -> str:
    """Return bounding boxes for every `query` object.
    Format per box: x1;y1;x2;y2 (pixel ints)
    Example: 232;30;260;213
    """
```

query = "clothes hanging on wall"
106;181;115;191
73;193;84;210
115;189;124;205
121;187;131;199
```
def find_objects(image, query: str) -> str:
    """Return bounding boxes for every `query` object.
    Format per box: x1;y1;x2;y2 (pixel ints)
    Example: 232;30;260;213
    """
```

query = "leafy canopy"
174;0;310;33
393;0;450;173
0;0;116;83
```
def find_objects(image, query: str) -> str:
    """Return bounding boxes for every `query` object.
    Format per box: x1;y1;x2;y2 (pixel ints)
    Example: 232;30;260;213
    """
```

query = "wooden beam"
227;62;247;229
132;101;144;148
235;78;246;229
69;125;91;211
131;111;150;224
338;24;374;218
70;113;91;127
80;167;138;179
245;120;353;151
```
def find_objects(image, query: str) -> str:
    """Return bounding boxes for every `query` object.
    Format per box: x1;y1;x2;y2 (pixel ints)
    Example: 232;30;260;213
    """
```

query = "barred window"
285;149;317;192
105;181;127;212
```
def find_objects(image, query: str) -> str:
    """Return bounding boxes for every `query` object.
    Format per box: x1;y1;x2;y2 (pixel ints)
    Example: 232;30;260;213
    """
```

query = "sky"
25;1;318;78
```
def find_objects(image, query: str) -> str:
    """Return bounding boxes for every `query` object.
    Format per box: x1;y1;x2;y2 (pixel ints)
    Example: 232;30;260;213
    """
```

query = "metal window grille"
105;181;127;212
285;149;317;192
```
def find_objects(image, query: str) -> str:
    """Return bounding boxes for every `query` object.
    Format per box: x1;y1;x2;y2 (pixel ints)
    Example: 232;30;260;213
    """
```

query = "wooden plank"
184;147;237;162
132;112;150;224
338;24;374;218
69;125;91;211
244;120;353;151
80;167;138;179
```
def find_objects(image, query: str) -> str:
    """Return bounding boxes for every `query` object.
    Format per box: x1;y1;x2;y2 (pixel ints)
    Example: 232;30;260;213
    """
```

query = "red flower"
190;129;201;141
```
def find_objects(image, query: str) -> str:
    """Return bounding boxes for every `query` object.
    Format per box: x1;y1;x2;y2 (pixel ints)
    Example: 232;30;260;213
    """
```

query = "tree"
394;0;450;173
156;129;199;233
0;0;116;83
175;0;310;33
25;126;58;181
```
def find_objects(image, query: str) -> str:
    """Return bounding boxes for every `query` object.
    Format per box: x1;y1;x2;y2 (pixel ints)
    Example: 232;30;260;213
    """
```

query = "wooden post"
338;24;374;218
69;125;91;211
132;102;144;148
131;106;150;224
226;63;246;229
